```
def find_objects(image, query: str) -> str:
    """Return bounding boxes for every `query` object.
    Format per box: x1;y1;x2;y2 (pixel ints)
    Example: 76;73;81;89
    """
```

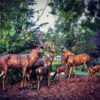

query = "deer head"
63;49;74;56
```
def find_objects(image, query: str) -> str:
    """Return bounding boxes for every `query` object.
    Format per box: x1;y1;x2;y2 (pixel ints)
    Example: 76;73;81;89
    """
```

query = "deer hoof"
68;78;70;82
2;88;7;92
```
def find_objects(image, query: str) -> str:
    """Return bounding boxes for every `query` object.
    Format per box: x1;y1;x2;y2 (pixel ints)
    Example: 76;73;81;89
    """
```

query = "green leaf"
64;34;67;38
10;31;15;37
22;24;26;29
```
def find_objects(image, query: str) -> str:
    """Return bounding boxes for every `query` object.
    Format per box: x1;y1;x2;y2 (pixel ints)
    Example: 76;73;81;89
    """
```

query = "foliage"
52;62;63;72
48;0;100;56
0;0;46;55
5;69;22;85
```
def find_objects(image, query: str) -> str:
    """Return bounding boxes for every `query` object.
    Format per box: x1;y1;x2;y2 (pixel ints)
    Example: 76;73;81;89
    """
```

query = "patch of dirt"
0;75;100;100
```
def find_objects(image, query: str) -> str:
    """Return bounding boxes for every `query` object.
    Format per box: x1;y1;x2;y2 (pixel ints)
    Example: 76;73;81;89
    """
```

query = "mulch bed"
0;75;100;100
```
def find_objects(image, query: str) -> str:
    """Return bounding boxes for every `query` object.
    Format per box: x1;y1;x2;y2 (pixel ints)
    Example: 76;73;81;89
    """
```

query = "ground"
0;75;100;100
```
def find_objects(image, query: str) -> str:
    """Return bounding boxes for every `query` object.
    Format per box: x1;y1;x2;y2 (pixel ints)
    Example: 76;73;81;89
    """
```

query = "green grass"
51;70;99;77
75;70;88;75
50;70;88;76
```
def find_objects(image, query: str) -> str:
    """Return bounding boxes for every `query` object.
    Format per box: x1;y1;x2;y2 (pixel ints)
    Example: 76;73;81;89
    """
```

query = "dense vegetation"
0;0;48;55
48;0;100;56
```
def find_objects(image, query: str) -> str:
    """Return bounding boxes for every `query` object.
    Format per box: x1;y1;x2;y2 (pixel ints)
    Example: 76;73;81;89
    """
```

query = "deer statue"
25;48;56;84
90;65;100;81
33;48;55;68
63;49;91;81
36;57;53;89
52;66;68;80
0;45;44;91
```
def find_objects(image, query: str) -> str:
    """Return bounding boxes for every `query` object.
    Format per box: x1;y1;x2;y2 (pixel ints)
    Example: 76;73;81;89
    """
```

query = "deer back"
66;54;91;66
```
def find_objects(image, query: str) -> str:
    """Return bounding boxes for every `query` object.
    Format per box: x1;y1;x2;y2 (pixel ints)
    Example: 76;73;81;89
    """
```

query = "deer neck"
64;53;69;62
29;50;39;66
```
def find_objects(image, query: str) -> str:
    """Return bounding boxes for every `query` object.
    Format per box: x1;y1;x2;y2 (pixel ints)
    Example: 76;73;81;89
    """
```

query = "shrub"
52;61;63;72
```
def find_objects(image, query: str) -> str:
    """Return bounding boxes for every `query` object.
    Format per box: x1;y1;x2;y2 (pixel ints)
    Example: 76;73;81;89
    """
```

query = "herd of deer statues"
0;44;100;91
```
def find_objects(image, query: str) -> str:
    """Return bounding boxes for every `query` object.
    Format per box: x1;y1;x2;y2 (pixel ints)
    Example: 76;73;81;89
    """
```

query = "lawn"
50;70;88;77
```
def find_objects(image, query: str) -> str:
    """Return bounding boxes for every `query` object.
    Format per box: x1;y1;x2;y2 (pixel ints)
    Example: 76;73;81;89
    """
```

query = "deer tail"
52;71;57;80
0;70;4;78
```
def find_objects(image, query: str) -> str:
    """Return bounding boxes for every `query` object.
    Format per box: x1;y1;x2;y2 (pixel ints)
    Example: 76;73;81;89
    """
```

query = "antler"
22;30;42;48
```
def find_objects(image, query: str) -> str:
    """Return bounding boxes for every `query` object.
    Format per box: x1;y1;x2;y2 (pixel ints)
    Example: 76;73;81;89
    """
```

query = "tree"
0;0;47;55
49;0;99;55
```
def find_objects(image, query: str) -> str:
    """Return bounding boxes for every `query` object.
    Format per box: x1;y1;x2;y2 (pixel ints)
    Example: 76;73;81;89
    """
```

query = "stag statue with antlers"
0;45;44;91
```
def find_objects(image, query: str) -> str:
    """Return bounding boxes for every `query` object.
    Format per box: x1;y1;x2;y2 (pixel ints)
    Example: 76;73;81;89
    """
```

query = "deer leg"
59;73;61;81
68;67;73;81
84;62;90;81
28;69;32;81
73;65;76;80
25;74;30;86
89;69;92;80
21;67;27;88
0;71;4;78
91;75;93;81
3;68;8;91
25;74;27;86
91;73;94;81
58;73;60;81
37;75;40;90
64;70;68;78
89;69;93;81
94;73;98;80
93;73;97;81
27;75;30;81
40;76;43;81
48;72;50;86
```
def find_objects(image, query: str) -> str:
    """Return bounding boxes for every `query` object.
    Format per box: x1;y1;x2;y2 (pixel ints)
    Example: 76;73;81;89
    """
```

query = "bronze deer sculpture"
0;45;44;91
52;66;68;80
64;49;91;81
36;57;53;89
33;48;55;68
25;48;56;84
90;65;100;81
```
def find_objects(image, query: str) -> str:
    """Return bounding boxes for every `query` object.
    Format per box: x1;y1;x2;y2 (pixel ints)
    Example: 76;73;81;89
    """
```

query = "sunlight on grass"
50;70;88;76
75;70;88;75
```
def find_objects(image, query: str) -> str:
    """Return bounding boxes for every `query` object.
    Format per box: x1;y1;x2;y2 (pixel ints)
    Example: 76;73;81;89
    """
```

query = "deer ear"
64;49;66;52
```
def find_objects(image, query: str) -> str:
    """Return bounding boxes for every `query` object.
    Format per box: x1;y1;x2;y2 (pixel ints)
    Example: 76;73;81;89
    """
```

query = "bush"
0;68;22;86
51;61;63;72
